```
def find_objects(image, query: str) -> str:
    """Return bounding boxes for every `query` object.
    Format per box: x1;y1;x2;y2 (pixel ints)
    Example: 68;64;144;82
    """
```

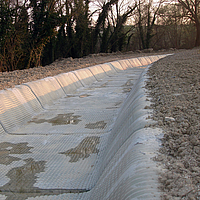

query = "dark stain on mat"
0;158;46;199
29;113;81;126
59;136;100;162
0;148;88;199
106;101;122;109
0;142;33;165
1;158;46;192
85;121;107;129
100;83;108;87
115;102;122;106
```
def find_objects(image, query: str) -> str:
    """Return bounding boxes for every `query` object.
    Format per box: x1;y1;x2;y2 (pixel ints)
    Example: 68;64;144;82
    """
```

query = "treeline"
0;0;199;72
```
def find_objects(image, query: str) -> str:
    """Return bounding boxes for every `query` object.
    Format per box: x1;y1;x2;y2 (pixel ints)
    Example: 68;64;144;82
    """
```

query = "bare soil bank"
146;48;200;199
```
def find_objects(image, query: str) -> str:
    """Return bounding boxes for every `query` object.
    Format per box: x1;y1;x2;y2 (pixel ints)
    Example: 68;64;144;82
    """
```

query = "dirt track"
146;48;200;199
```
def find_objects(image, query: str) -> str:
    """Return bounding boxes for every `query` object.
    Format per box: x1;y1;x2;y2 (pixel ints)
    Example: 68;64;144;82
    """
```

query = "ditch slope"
146;48;200;199
0;48;199;199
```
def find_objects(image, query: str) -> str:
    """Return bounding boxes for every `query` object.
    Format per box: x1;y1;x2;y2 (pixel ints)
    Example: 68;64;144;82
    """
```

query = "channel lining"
0;54;171;199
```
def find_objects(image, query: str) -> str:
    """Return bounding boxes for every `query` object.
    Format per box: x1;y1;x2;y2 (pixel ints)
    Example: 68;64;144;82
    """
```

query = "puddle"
0;158;47;199
85;121;107;129
29;113;81;126
1;158;46;192
123;88;132;93
65;94;91;98
64;95;76;98
0;147;88;199
60;136;100;162
79;94;91;98
0;142;32;165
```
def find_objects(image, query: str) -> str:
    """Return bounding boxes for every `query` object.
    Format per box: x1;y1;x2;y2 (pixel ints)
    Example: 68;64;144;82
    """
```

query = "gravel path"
146;48;200;200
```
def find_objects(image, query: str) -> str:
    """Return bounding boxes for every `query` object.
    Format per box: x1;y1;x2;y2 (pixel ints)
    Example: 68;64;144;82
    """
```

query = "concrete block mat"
12;109;117;135
0;133;109;199
0;55;170;199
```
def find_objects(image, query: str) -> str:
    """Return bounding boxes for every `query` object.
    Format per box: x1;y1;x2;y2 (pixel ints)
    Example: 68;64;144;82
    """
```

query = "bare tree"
109;2;137;51
177;0;200;46
135;0;164;49
91;0;136;52
154;2;196;49
90;0;118;52
0;32;24;71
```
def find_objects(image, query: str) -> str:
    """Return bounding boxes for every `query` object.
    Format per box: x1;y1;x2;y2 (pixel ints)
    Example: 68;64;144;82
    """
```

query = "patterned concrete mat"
12;109;116;135
0;65;149;199
46;68;145;110
9;68;146;135
0;133;109;199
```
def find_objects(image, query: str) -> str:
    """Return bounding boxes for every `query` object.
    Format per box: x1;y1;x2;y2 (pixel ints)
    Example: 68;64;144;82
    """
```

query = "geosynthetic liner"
0;55;171;199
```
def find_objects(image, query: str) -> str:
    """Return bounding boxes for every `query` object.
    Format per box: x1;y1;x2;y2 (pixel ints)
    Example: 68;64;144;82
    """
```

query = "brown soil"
145;48;200;199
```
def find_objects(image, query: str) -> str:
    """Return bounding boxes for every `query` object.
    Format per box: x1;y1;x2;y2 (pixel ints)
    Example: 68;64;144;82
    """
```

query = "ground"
146;48;200;199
